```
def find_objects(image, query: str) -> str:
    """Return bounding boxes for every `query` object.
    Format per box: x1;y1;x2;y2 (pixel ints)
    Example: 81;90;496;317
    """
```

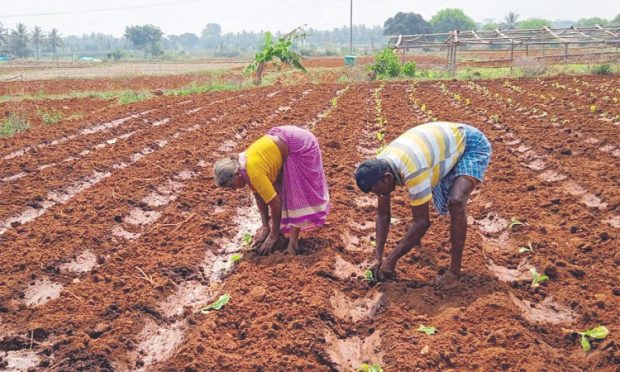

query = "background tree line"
1;9;618;60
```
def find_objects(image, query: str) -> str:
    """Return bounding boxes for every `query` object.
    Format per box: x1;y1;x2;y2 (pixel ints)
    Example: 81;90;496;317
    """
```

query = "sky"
1;0;618;37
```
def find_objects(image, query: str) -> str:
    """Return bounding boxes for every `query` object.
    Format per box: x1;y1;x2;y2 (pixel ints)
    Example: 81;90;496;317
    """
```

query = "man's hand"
256;233;280;256
251;227;270;249
369;259;382;280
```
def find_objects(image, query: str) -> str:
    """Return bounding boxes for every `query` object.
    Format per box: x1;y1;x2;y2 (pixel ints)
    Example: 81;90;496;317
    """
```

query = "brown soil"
0;76;618;371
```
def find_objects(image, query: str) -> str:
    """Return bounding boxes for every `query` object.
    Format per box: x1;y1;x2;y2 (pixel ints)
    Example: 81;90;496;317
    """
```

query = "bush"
401;61;416;77
371;47;401;78
592;63;612;75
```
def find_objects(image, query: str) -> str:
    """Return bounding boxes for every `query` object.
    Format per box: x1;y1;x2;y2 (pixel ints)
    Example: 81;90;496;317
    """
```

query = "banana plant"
246;26;307;85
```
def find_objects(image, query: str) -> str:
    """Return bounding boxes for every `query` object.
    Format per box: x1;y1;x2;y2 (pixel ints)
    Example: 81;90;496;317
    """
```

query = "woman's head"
214;157;245;189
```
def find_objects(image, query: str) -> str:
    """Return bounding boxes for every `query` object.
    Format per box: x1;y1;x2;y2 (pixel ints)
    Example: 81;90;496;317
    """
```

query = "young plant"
563;326;609;352
490;114;500;124
376;130;385;142
242;233;252;246
417;324;437;335
363;269;374;282
200;294;231;313
230;253;242;263
530;268;549;288
508;217;524;230
357;364;383;372
518;242;535;254
590;105;597;114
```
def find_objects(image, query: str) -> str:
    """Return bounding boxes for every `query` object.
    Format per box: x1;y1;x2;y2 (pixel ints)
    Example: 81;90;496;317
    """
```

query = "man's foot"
435;271;461;289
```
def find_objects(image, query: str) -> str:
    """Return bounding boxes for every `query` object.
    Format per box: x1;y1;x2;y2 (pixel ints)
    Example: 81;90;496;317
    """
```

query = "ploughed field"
0;75;618;371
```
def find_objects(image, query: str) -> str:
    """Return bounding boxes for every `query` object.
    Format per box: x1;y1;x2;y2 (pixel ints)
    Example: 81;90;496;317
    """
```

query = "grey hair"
213;157;239;188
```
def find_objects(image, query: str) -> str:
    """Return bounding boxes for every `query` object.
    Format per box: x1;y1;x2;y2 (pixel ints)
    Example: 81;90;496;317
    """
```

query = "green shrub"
371;47;401;78
401;61;416;77
1;112;30;137
39;110;63;125
592;63;612;75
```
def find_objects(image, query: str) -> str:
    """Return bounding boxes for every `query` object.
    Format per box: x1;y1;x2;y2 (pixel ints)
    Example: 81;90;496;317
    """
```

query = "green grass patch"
116;90;153;104
39;110;64;125
1;112;30;137
166;81;245;96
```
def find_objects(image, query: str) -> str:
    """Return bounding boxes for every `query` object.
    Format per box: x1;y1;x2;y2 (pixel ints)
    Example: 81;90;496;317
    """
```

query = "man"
354;122;491;287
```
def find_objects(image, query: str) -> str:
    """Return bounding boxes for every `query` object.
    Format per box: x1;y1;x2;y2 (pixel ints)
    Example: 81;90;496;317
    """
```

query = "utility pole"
349;0;353;54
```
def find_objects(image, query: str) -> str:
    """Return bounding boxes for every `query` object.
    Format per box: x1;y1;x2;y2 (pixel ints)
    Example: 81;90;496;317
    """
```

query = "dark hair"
355;159;389;192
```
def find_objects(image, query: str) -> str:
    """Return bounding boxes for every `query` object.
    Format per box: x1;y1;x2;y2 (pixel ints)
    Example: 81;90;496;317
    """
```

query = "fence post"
564;43;568;63
451;45;458;77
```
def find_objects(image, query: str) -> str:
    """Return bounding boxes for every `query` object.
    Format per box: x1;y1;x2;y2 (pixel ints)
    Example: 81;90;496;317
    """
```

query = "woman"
214;125;329;255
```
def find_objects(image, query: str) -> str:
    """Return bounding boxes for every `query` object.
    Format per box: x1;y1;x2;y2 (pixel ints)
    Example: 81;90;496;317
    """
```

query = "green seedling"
590;105;597;113
242;233;252;246
518;242;535;254
376;130;385;142
200;294;231;313
420;104;427;112
508;217;524;230
563;326;609;352
417;324;437;335
230;253;242;263
357;364;383;372
363;269;374;282
490;114;500;124
530;268;549;288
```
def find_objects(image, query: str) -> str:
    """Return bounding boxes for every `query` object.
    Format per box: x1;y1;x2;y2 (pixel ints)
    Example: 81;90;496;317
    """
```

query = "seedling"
357;364;383;372
242;233;252;246
363;269;374;282
563;326;609;352
230;253;242;263
590;105;597;113
417;324;437;335
490;114;500;124
420;104;427;112
376;130;385;142
508;217;523;230
530;268;549;288
200;294;231;313
518;242;535;254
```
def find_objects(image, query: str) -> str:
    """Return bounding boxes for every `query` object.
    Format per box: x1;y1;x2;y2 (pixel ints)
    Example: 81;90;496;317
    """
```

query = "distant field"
0;59;248;81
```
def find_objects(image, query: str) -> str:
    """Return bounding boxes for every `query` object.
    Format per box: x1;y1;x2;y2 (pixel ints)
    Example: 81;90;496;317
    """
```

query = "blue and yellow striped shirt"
378;122;466;206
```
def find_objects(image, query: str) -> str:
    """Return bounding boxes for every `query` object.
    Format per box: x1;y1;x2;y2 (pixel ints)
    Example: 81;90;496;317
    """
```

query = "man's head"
355;159;396;196
213;157;246;189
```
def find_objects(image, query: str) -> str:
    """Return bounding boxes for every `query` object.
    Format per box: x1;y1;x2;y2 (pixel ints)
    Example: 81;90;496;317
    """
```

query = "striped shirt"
378;122;466;206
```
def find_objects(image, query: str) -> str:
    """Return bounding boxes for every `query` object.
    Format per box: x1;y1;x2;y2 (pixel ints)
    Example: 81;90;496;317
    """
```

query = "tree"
246;26;306;85
383;12;431;35
430;8;476;33
576;17;609;27
31;26;45;60
612;14;620;25
482;22;501;31
201;23;222;49
10;23;30;58
503;11;520;30
178;33;199;50
517;18;552;29
124;24;163;58
48;28;62;63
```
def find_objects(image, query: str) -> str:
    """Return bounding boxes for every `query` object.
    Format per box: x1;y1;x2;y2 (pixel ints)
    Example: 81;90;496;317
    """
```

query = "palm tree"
503;11;520;30
11;23;30;57
31;26;45;60
48;28;62;64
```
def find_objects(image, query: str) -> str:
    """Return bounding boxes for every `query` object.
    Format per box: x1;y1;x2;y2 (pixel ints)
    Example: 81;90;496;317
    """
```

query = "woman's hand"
257;233;280;256
251;226;270;249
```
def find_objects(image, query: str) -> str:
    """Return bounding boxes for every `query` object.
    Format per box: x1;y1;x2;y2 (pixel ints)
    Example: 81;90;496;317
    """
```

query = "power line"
1;0;211;18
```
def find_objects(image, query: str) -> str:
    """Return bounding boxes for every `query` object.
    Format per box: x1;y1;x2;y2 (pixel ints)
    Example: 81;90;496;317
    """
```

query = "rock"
612;288;620;296
249;286;267;301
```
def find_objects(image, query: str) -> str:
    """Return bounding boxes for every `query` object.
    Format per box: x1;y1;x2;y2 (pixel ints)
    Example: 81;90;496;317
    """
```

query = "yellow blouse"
244;135;282;203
